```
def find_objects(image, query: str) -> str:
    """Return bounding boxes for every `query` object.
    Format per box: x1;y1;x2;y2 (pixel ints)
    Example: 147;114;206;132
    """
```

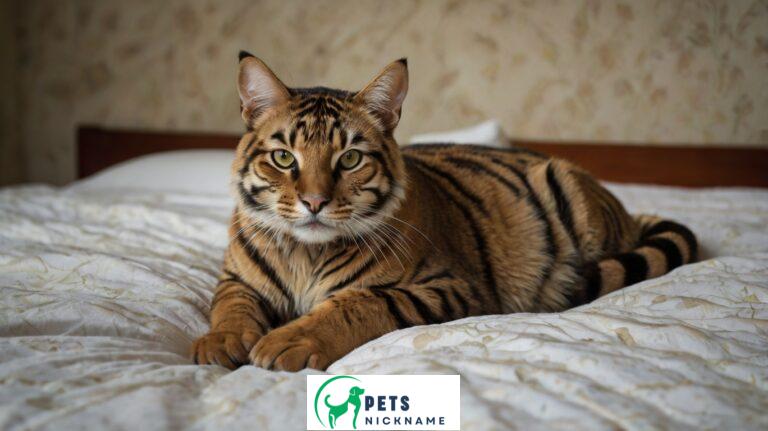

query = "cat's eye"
339;150;362;170
271;150;295;169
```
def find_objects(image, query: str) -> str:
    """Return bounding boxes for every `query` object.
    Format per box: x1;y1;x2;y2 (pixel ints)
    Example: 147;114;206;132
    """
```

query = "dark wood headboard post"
77;126;768;187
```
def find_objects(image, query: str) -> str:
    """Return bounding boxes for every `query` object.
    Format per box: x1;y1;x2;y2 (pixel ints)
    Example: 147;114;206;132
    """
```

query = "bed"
1;126;767;430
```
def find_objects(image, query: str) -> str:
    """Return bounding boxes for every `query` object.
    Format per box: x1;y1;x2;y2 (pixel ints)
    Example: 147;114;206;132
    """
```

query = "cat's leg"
249;274;480;371
192;263;286;369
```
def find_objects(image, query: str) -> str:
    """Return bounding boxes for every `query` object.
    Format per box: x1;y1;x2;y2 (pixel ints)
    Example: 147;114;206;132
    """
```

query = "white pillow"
408;120;508;148
71;149;235;195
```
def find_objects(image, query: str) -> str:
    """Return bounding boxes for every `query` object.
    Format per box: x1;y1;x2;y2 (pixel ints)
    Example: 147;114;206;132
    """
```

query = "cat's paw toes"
191;330;260;369
249;327;330;372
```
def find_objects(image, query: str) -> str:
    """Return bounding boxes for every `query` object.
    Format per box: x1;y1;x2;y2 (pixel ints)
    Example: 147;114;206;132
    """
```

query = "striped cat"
192;52;698;371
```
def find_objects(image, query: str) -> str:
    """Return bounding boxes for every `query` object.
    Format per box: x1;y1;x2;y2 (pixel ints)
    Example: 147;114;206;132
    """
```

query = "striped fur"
192;54;698;371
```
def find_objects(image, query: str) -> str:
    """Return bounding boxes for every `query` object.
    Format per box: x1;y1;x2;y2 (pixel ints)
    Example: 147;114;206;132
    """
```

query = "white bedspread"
0;184;766;430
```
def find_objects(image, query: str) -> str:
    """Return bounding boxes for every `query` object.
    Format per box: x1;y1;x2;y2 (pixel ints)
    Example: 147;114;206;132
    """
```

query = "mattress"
0;182;766;430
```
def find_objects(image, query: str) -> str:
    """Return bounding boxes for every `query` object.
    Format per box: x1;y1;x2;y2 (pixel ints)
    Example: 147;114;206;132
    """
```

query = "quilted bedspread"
0;183;766;430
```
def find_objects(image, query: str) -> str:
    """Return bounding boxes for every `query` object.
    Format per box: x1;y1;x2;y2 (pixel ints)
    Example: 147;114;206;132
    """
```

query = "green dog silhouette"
325;386;365;429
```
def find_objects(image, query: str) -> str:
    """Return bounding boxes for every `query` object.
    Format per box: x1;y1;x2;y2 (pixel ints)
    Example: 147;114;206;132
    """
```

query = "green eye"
271;150;295;169
339;150;362;170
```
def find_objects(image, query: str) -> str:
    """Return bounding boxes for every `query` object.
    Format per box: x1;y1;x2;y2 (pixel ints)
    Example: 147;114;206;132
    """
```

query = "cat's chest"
281;246;336;314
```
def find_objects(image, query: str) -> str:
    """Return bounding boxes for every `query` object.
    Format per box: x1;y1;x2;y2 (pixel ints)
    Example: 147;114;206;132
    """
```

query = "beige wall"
7;0;768;185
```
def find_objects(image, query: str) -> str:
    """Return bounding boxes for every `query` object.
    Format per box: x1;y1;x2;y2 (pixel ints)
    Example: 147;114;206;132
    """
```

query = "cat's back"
400;143;548;199
401;142;547;170
400;143;551;260
400;142;569;311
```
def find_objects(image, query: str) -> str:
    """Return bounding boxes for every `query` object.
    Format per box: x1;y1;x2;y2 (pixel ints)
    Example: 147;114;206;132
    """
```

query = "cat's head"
232;52;408;244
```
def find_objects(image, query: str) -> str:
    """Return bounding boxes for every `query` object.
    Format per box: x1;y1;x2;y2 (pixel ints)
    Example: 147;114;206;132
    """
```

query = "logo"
307;375;459;431
314;375;366;429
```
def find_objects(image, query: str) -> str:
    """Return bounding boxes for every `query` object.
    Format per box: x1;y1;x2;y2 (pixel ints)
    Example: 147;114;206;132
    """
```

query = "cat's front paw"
249;324;331;372
192;330;260;369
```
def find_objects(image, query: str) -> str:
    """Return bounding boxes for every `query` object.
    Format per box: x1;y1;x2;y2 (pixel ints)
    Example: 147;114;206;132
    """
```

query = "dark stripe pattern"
327;257;377;293
236;231;292;304
444;156;520;197
644;221;698;261
415;270;454;285
489;157;557;285
214;270;281;328
393;288;441;324
567;261;602;307
641;237;683;271
405;156;497;310
428;287;455;320
546;163;579;251
407;157;490;216
322;254;357;278
613;252;649;286
372;290;410;329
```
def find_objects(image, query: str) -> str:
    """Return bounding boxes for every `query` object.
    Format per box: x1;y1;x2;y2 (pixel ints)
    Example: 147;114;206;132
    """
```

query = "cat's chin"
291;224;340;244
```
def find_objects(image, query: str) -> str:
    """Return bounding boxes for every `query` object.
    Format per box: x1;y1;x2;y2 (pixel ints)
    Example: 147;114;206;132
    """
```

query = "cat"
191;51;697;371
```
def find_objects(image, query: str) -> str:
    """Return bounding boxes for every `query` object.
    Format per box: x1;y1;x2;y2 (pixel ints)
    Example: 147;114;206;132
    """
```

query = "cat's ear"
355;58;409;132
237;51;290;123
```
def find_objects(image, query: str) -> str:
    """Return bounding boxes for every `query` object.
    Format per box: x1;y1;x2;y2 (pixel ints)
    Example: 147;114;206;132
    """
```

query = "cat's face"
232;53;408;244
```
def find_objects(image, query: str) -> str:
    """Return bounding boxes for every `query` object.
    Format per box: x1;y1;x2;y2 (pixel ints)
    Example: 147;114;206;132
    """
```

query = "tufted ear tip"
355;59;409;132
238;50;255;62
237;55;289;125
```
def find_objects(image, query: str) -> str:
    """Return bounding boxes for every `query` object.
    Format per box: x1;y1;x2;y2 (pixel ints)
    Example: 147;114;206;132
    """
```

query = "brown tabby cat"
192;52;698;371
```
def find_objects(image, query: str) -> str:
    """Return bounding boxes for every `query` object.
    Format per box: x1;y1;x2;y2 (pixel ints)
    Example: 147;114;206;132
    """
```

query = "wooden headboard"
77;126;768;188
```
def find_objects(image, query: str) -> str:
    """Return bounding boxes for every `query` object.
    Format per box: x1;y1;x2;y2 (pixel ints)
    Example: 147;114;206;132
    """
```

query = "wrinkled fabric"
0;184;766;431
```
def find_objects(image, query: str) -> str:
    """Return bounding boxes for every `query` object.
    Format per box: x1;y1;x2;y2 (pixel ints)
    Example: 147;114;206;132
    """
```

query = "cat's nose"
299;194;330;214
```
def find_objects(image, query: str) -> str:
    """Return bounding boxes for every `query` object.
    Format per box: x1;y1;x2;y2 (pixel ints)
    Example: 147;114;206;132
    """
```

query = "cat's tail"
324;394;333;409
583;215;698;297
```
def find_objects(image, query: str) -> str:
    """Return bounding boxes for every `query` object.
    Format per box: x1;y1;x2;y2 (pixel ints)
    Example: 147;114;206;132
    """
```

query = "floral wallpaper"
10;0;768;184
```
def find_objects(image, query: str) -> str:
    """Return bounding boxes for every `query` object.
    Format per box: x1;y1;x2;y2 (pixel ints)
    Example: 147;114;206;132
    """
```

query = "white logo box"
307;375;460;430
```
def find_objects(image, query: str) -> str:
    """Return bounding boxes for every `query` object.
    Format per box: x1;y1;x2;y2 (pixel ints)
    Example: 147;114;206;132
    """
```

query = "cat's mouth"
291;217;340;243
298;220;332;229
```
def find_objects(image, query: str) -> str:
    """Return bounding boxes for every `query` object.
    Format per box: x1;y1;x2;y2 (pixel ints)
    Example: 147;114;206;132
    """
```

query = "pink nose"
300;194;330;214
